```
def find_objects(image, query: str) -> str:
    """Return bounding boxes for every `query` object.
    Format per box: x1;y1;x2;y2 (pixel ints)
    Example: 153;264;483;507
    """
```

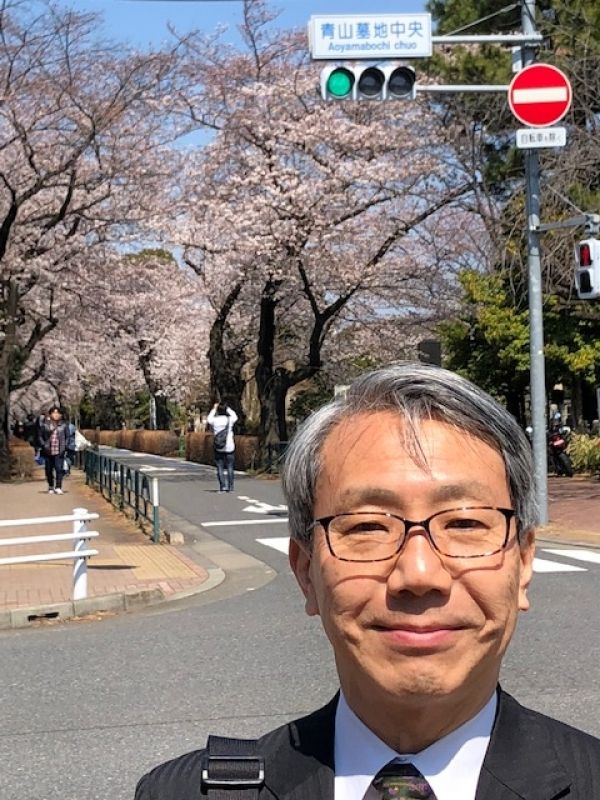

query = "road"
1;449;599;800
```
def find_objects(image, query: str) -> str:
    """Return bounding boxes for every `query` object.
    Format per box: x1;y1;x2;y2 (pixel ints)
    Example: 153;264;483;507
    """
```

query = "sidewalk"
540;475;600;546
0;468;217;629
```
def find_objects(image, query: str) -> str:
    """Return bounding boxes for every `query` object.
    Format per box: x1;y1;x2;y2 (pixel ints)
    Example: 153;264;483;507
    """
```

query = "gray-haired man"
136;364;600;799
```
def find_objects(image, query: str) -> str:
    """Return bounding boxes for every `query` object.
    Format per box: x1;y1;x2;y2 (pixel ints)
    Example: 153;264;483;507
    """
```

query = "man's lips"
372;623;469;649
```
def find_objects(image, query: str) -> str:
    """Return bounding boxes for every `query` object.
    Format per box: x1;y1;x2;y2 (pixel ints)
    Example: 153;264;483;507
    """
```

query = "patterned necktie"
372;761;438;800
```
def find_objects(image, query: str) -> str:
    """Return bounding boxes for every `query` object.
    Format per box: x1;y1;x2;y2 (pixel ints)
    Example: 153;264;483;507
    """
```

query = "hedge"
81;429;179;458
185;432;259;470
568;433;600;475
81;429;260;470
9;436;35;479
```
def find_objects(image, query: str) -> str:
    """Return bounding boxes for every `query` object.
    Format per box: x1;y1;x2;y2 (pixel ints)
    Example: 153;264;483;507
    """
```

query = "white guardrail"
0;507;99;600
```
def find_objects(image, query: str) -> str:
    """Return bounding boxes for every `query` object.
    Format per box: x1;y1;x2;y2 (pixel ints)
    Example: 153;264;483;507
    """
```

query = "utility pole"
521;0;548;524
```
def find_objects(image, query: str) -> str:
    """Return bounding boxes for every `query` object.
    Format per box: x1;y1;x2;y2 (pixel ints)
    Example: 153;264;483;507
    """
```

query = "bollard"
134;470;140;520
72;507;89;600
151;477;160;543
119;464;125;511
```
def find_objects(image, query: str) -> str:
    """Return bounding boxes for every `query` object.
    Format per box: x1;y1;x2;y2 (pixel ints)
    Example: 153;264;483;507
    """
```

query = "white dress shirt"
334;690;497;800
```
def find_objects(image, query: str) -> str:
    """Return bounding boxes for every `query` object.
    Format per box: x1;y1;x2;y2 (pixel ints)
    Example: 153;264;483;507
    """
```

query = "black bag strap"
201;735;264;799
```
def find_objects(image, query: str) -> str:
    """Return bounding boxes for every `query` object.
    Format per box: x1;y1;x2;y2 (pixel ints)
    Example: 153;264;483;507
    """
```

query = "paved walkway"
0;469;212;625
541;475;600;546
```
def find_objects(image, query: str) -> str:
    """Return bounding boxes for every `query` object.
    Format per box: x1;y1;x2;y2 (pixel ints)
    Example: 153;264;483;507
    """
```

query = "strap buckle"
201;754;265;788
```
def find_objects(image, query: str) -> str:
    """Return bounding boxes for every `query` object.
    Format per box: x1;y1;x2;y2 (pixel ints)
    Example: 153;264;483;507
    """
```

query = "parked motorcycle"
548;425;574;477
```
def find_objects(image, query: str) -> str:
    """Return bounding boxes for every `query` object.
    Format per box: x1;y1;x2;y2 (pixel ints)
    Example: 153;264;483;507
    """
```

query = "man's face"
290;412;534;727
50;410;61;422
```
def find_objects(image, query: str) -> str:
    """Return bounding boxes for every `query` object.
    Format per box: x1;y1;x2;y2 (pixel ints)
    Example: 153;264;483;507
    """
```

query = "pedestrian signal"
574;239;600;300
320;63;416;101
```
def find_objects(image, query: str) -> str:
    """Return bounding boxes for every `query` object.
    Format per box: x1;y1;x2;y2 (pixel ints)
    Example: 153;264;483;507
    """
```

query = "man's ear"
289;538;319;617
518;528;536;612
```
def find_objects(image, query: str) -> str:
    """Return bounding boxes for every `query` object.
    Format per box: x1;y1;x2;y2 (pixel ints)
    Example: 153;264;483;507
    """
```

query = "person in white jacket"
206;402;238;492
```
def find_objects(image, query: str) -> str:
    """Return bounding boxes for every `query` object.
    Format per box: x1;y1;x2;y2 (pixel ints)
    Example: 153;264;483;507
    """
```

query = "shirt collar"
334;690;497;800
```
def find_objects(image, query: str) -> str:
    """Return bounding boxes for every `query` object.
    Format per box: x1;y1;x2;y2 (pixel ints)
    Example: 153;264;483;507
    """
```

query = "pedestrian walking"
137;363;600;800
38;405;72;494
206;402;238;493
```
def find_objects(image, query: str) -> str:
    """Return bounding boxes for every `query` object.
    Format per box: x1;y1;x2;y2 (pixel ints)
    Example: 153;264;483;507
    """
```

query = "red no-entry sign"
508;63;572;127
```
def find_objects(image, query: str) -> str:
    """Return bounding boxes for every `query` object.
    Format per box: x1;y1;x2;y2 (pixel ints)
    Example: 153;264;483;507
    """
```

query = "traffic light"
320;62;416;101
574;239;600;300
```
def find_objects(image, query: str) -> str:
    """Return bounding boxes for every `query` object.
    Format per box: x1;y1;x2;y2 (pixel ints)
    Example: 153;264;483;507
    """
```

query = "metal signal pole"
521;0;548;524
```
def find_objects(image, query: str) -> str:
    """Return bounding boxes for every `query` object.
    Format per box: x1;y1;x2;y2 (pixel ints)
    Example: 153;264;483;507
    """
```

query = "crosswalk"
255;537;600;574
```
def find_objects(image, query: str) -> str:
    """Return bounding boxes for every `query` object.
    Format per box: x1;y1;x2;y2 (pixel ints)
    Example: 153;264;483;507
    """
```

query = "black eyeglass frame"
312;506;517;562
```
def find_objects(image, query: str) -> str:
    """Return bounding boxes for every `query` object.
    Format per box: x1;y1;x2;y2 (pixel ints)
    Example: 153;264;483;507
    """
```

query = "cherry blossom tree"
11;249;211;431
87;249;210;429
0;0;189;477
168;1;488;444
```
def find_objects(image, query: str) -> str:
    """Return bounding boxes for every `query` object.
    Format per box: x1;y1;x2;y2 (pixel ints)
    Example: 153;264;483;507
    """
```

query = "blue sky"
73;1;427;48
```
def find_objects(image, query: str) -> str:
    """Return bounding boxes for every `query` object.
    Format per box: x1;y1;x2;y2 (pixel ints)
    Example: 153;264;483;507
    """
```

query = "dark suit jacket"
135;688;600;799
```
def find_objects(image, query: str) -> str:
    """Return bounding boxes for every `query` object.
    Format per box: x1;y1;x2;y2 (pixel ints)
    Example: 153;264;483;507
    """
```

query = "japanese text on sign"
309;14;432;60
516;127;566;149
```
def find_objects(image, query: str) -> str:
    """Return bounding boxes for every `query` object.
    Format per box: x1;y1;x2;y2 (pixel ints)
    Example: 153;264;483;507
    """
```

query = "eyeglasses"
312;507;516;562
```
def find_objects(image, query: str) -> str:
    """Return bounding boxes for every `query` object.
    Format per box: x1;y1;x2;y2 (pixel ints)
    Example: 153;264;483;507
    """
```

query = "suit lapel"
476;689;571;800
263;696;337;800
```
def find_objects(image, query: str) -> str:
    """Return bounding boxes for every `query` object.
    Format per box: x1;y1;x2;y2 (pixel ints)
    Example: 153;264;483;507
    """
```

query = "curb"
0;507;276;631
537;526;600;549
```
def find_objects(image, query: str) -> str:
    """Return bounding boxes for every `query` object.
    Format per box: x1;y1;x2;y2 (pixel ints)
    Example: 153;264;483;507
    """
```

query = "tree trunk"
570;374;585;430
155;394;170;430
0;377;11;481
0;278;18;480
255;277;286;449
149;395;157;430
207;280;247;431
506;385;526;426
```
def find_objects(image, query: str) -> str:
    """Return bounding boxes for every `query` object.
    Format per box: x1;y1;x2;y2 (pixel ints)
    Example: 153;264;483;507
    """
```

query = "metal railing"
81;449;161;543
0;508;99;600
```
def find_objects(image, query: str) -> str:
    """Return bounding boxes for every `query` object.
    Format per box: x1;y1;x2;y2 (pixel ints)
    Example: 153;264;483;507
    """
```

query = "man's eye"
338;517;390;534
445;517;487;530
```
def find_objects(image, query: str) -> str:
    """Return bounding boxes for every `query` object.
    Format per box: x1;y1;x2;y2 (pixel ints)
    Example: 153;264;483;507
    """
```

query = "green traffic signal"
326;67;354;98
320;63;416;101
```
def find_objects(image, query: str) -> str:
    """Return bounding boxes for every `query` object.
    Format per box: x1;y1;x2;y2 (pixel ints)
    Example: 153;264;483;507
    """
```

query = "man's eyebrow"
336;481;496;509
429;481;496;504
337;487;399;507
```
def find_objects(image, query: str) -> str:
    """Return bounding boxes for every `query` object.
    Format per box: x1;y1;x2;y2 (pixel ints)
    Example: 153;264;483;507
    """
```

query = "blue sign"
309;14;432;59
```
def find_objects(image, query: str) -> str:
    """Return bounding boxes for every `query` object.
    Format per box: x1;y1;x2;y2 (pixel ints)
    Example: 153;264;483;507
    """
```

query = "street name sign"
516;126;566;149
508;63;572;127
308;14;432;60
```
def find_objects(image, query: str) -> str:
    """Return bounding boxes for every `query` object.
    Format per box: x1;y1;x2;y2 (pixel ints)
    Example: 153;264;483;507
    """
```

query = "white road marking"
533;558;586;573
256;537;290;555
139;466;177;472
237;495;288;514
542;548;600;565
202;518;289;527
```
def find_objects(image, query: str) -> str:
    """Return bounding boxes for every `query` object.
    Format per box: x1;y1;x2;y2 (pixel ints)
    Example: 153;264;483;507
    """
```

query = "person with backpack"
207;402;238;493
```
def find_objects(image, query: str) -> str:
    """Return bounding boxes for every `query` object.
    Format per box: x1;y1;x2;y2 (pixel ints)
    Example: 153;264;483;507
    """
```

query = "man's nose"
385;527;453;597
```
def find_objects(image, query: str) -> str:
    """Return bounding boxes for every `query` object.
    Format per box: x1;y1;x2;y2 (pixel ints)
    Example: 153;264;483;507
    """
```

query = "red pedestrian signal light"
578;242;592;267
574;238;600;300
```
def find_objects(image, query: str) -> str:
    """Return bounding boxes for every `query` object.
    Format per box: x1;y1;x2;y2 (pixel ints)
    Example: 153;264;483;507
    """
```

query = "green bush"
568;433;600;474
